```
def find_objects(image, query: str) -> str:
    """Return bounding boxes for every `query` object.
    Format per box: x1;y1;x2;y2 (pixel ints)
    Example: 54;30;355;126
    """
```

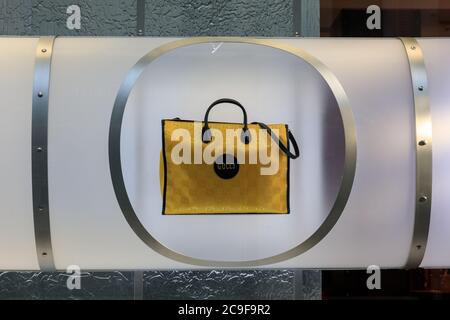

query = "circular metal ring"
108;37;357;267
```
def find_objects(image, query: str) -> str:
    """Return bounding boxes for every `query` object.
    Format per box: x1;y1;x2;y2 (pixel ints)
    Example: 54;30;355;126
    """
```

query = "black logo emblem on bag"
214;154;239;179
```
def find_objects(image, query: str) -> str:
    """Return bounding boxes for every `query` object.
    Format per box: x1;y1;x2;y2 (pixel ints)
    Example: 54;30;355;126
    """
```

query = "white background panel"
49;38;416;268
419;39;450;268
0;38;39;270
275;39;415;268
2;37;448;269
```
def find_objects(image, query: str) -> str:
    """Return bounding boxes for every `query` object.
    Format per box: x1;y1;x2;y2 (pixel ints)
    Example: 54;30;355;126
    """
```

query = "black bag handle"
202;98;300;159
253;122;300;160
202;98;249;143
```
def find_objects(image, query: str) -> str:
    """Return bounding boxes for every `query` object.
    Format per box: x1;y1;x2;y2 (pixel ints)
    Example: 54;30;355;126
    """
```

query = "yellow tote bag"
160;98;299;215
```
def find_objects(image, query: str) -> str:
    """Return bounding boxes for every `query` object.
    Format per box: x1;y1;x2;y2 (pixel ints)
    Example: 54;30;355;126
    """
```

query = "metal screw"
38;206;45;212
295;31;300;37
418;85;424;91
37;91;44;97
411;45;416;50
41;48;47;53
418;140;427;146
419;195;428;203
36;147;43;152
138;29;143;35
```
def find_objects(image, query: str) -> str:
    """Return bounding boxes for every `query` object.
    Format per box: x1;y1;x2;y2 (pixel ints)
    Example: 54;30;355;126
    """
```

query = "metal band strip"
109;37;357;267
133;271;144;300
400;37;433;269
136;0;145;36
32;36;56;271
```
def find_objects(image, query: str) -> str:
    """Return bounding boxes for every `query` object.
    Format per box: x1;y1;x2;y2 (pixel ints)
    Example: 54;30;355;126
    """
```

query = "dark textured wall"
0;0;320;300
0;0;294;36
145;0;293;36
0;270;320;300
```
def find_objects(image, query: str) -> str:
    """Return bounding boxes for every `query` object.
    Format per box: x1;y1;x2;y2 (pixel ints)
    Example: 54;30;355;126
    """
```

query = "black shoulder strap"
253;122;300;160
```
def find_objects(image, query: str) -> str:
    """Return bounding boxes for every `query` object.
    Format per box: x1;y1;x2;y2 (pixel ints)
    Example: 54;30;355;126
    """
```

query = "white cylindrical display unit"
0;37;449;270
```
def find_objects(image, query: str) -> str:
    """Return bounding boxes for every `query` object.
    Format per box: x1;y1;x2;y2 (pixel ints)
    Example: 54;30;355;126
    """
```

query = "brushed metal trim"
32;36;56;271
108;37;357;267
400;37;433;269
133;271;144;300
136;0;145;36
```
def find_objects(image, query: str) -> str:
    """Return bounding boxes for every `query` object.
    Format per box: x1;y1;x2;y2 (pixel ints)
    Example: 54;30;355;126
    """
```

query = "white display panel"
0;37;449;269
419;38;450;268
0;38;39;270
